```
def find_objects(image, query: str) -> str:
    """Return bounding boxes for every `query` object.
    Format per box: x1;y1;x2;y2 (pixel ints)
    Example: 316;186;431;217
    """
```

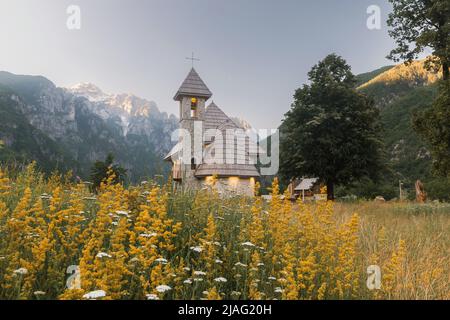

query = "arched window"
190;97;198;118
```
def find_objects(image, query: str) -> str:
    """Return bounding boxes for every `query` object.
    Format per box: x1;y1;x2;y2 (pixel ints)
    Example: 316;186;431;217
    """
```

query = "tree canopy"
280;54;385;200
413;80;450;176
387;0;450;176
387;0;450;80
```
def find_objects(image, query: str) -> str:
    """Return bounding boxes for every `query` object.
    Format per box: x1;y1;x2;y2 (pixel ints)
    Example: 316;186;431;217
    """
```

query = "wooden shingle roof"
174;68;212;101
204;102;238;129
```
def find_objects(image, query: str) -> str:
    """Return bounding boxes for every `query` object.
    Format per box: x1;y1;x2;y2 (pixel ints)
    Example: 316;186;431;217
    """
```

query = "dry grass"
334;201;450;299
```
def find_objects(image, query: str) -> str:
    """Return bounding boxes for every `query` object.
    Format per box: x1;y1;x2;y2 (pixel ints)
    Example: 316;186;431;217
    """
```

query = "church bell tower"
173;67;212;186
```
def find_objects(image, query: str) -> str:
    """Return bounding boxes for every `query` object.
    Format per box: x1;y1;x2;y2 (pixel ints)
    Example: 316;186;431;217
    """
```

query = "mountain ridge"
0;71;178;181
0;59;446;198
0;71;255;182
351;58;446;199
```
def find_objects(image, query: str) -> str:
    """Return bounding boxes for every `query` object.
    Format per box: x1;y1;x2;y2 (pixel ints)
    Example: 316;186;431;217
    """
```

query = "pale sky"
0;0;401;129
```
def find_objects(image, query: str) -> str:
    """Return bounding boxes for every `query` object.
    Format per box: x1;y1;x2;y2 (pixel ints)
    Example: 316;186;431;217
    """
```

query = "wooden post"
415;180;427;203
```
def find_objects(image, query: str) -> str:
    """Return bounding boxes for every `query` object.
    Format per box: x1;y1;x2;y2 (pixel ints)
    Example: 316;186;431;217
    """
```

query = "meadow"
0;164;448;300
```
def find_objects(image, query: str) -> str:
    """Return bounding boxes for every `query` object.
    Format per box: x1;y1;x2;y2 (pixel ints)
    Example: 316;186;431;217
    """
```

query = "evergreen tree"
90;153;127;191
280;54;385;200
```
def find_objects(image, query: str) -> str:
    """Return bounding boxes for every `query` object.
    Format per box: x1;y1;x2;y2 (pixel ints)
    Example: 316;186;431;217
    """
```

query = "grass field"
0;164;448;300
334;201;449;299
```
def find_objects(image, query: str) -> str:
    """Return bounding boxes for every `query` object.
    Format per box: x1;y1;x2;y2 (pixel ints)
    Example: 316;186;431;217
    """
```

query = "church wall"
202;177;255;197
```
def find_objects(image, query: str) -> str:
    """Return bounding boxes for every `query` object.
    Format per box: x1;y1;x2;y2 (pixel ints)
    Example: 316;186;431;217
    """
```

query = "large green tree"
280;54;385;200
387;0;450;80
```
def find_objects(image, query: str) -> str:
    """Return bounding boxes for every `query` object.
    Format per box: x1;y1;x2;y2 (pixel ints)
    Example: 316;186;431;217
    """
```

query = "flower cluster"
0;165;447;300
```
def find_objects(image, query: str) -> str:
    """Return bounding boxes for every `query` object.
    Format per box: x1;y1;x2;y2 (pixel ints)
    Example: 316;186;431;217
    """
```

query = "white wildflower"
83;290;106;299
139;233;157;238
241;241;255;247
155;285;172;293
193;271;206;276
96;252;112;259
13;268;28;275
115;210;129;217
234;262;247;268
154;258;168;264
190;246;203;253
146;294;159;300
214;277;227;283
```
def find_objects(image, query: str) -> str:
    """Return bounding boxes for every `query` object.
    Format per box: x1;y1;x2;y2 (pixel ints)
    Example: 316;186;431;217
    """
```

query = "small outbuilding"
288;177;325;201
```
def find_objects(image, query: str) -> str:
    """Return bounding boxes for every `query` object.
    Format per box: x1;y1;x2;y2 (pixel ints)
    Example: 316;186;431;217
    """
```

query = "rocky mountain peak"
67;83;163;118
68;82;108;102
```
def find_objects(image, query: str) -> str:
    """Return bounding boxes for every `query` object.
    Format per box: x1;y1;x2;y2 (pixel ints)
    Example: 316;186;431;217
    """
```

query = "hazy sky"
0;0;408;129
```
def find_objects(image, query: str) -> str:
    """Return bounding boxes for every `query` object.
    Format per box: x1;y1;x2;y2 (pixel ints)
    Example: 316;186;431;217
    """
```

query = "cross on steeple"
185;52;200;68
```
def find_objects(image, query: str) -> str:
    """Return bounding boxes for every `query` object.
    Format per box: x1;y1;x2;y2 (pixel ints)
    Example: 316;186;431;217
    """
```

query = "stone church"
164;68;260;196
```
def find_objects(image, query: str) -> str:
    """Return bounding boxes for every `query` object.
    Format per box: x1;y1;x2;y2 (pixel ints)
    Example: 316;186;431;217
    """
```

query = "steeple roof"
173;68;212;101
